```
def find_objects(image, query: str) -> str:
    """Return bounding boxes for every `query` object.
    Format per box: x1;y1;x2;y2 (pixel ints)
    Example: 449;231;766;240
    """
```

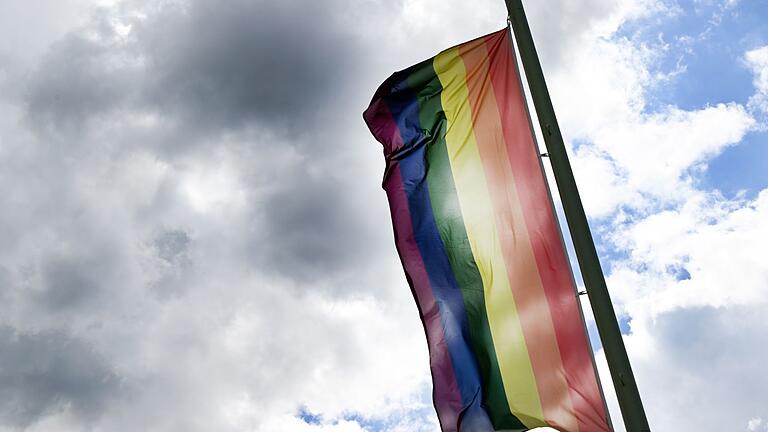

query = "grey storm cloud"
154;229;190;264
149;228;195;299
17;0;383;277
255;168;375;282
24;30;136;134
0;0;399;429
24;0;362;139
138;0;360;134
0;327;122;428
36;257;102;311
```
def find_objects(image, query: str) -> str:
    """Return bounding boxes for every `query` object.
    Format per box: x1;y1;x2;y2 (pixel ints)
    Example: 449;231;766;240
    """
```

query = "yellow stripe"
434;47;546;428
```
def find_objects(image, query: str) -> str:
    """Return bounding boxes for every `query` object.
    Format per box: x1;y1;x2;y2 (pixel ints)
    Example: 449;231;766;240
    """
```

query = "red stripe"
484;30;610;431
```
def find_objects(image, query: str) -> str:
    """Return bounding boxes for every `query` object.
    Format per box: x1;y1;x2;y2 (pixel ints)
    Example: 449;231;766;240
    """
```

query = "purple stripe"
376;104;463;431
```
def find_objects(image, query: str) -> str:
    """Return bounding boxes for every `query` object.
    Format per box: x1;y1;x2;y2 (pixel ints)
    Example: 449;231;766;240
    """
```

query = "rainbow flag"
363;29;611;432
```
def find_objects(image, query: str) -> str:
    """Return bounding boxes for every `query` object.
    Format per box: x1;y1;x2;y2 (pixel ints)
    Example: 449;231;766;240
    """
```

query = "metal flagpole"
502;1;651;431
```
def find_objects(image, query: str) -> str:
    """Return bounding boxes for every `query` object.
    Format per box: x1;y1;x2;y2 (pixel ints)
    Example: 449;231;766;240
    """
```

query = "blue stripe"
384;69;491;428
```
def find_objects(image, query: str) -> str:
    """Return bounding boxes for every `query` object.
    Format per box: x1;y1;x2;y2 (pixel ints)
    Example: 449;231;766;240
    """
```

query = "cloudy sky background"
0;0;766;431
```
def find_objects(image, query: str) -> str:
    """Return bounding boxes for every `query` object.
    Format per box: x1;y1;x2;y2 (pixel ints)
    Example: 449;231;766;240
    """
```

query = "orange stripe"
458;36;578;431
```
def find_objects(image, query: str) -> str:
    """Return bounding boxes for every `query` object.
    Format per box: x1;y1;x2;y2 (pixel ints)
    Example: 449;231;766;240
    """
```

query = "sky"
0;0;766;431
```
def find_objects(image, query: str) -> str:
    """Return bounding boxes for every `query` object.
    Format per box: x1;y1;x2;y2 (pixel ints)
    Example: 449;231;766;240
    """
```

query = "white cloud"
179;156;246;214
543;14;755;217
608;189;768;318
745;45;768;114
589;187;768;429
588;103;753;209
748;418;764;431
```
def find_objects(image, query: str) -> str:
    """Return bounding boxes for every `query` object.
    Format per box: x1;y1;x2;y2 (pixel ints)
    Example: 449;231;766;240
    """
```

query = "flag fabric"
362;29;611;432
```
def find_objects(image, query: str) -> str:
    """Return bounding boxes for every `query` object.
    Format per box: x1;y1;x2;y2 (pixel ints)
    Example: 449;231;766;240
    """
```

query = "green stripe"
407;61;527;431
